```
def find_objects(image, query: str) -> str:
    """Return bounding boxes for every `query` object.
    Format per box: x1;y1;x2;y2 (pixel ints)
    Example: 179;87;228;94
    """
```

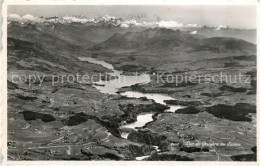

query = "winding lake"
79;57;183;136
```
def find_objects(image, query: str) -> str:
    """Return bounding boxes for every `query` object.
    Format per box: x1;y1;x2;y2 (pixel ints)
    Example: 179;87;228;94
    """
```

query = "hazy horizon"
8;5;256;29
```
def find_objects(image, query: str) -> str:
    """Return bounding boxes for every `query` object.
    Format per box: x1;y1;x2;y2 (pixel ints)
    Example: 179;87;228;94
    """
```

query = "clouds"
156;20;184;28
186;24;201;28
216;25;228;30
120;19;143;28
190;31;197;34
120;20;202;29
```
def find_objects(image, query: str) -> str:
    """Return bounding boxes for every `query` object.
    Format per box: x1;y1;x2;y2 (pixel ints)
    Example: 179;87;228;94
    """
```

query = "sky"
8;5;257;29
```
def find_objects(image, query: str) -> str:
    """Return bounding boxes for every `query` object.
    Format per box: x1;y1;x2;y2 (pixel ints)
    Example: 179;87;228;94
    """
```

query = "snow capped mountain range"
8;14;256;44
8;13;205;29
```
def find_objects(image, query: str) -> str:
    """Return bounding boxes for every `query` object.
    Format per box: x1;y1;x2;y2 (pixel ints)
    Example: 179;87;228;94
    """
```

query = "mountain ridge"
90;27;256;53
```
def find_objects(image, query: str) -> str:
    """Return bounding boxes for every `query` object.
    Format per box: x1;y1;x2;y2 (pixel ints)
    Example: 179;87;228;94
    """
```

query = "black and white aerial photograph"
4;3;258;163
